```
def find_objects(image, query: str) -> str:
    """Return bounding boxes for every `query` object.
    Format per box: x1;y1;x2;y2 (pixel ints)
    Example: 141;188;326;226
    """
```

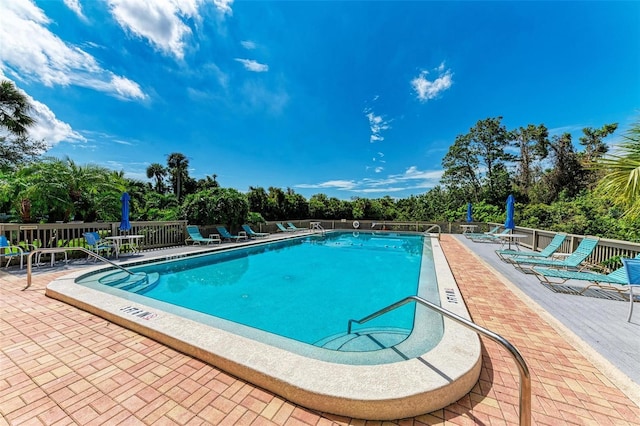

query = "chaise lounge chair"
511;237;599;274
533;254;640;322
286;222;306;232
216;226;248;242
242;224;269;238
496;233;567;263
464;225;501;239
276;223;295;233
186;225;221;245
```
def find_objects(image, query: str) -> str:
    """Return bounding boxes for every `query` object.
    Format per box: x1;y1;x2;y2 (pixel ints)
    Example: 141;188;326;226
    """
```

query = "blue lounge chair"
186;225;221;245
496;233;567;263
534;254;640;322
511;237;599;274
276;223;295;233
287;222;306;232
0;235;33;269
242;224;269;238
464;225;500;239
216;226;248;242
532;253;640;288
83;232;114;260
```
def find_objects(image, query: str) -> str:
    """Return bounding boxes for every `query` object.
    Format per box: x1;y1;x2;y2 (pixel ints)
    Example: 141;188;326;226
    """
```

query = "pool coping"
45;233;482;420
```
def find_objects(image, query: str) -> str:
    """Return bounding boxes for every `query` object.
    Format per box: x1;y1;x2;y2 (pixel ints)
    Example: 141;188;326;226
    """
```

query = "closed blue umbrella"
504;194;515;231
119;192;131;232
466;203;473;223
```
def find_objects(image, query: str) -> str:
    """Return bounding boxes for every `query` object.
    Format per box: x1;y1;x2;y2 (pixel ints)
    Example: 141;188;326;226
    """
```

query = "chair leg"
628;286;635;323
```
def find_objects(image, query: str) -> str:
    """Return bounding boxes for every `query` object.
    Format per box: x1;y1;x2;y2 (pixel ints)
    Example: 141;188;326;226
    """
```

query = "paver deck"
1;234;639;425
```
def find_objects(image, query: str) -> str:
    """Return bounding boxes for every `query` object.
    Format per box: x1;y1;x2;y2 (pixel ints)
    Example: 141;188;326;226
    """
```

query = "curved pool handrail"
25;247;137;290
347;295;531;426
423;224;441;240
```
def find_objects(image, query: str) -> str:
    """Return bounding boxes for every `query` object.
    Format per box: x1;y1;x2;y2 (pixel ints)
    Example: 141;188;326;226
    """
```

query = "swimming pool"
47;231;481;419
74;231;442;362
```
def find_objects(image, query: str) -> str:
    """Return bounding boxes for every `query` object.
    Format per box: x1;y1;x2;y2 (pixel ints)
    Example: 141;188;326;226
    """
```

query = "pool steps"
98;271;160;293
315;327;411;351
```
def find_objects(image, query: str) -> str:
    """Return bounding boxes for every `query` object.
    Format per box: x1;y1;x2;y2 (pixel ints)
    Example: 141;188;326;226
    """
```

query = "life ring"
353;220;360;229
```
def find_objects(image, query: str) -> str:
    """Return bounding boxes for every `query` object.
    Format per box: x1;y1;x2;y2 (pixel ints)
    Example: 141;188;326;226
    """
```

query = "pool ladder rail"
348;295;531;426
310;222;326;235
25;247;145;290
423;224;441;240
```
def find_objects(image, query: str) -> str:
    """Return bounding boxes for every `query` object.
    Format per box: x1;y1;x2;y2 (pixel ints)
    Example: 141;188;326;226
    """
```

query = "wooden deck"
454;234;640;388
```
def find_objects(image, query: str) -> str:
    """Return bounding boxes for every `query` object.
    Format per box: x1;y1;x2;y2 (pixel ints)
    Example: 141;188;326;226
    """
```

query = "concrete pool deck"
1;234;640;424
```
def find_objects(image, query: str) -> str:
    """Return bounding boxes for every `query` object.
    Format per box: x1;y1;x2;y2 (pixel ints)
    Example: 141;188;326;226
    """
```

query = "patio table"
494;233;527;250
105;235;144;259
460;224;477;234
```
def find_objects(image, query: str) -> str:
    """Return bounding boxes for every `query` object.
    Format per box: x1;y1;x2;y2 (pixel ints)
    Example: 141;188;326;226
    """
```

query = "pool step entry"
99;271;160;293
315;327;411;352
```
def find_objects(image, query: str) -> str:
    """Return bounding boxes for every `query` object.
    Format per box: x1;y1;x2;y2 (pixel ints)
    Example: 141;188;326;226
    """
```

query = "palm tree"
594;118;640;218
146;163;167;193
0;80;46;169
167;152;189;202
0;80;34;135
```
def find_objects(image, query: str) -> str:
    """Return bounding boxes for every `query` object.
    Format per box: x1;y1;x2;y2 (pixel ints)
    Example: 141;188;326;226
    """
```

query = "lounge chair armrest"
1;245;24;255
21;243;38;251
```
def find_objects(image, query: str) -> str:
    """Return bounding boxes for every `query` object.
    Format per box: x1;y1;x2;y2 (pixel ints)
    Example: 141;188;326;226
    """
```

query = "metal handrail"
423;224;441;240
25;247;136;290
311;222;326;235
347;295;531;426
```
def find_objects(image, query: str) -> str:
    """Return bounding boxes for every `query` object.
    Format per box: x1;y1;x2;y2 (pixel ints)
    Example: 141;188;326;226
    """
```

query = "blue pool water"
79;231;441;350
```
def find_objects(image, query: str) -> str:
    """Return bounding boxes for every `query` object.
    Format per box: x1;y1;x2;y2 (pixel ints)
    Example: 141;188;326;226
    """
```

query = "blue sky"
1;0;639;200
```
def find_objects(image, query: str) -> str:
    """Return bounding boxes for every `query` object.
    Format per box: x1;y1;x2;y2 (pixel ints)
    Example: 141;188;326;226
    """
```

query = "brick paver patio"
1;235;639;425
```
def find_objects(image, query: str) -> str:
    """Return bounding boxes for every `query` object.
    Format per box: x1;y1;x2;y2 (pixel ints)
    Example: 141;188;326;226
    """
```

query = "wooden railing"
0;220;188;253
2;219;638;270
267;220;448;233
487;222;640;271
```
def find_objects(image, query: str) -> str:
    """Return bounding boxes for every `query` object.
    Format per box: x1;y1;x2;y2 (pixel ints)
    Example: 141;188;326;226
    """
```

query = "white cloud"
411;62;453;102
63;0;87;20
30;99;85;146
0;0;146;101
110;75;147;100
296;166;443;194
213;0;234;15
241;40;256;50
0;74;86;147
106;0;233;60
364;109;391;143
107;0;192;60
235;58;269;72
296;180;357;190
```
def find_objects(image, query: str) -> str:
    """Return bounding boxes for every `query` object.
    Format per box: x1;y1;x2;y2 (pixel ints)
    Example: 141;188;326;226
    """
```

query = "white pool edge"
45;234;481;420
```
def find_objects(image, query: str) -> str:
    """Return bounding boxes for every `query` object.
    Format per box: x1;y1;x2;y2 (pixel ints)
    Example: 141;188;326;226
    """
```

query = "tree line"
1;80;639;241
